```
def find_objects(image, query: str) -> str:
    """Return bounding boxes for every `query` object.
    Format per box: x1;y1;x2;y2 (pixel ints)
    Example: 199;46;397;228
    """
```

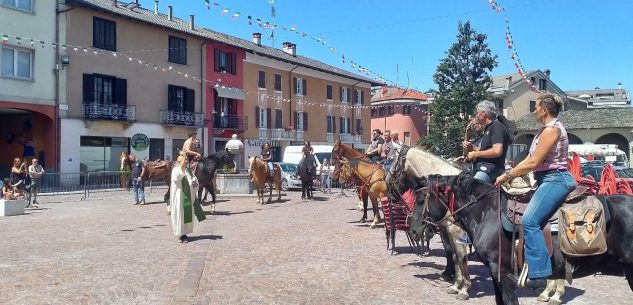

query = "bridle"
420;179;498;226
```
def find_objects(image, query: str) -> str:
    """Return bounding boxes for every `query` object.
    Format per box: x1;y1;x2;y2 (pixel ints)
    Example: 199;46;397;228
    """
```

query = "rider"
464;101;512;183
380;130;395;172
261;142;274;178
366;129;384;163
181;130;202;171
296;140;314;170
495;94;576;288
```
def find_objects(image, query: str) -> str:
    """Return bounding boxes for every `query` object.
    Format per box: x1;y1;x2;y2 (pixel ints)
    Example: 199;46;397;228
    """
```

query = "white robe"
169;166;199;237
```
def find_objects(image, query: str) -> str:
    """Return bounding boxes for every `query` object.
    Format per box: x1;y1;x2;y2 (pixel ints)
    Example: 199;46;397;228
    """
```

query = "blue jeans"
522;170;575;279
321;175;330;189
132;178;145;203
473;171;492;182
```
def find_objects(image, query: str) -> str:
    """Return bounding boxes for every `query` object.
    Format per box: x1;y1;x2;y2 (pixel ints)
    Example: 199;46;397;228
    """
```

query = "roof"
514;108;633;131
489;69;565;96
70;0;382;86
490;70;537;89
371;86;431;102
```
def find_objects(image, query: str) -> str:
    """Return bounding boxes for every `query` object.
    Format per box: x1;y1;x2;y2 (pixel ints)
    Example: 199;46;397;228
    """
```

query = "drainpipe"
200;41;208;155
288;65;299;136
56;3;75;172
351;80;361;141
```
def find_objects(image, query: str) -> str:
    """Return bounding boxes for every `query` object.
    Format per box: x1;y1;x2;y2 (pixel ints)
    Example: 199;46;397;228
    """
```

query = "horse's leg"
276;177;281;201
360;190;369;223
207;182;217;212
267;182;272;204
450;224;470;300
438;228;456;282
369;196;381;229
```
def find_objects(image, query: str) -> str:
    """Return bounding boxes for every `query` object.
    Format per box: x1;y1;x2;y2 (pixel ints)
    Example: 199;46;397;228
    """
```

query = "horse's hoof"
446;286;459;295
537;294;550;302
455;292;469;300
547;299;561;305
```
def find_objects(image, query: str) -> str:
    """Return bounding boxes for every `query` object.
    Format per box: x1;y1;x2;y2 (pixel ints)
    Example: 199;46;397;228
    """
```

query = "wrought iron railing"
271;129;295;139
326;133;334;143
339;134;354;142
296;131;304;141
82;103;136;122
212;115;248;130
258;129;270;139
160;110;204;127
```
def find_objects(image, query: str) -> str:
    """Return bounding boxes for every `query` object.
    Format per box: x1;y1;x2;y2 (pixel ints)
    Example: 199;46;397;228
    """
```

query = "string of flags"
483;0;542;93
199;0;425;95
0;33;430;114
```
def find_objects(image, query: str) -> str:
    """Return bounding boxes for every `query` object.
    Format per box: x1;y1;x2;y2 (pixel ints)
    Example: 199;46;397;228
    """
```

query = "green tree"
419;21;497;157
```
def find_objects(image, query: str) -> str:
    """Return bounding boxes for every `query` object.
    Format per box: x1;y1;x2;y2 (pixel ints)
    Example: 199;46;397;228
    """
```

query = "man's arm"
139;162;146;181
467;124;506;160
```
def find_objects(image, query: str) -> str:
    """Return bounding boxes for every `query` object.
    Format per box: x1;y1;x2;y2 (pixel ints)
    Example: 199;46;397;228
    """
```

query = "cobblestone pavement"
1;189;631;305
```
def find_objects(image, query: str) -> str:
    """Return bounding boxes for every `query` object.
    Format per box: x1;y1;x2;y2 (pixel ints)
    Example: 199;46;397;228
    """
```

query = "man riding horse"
181;130;202;173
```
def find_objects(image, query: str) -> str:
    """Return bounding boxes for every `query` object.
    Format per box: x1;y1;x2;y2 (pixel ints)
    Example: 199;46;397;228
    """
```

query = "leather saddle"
500;185;589;273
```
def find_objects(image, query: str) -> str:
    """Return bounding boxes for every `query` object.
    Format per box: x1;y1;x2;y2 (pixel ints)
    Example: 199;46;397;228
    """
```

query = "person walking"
170;155;205;243
495;94;576;288
319;158;331;192
129;154;146;205
28;158;44;205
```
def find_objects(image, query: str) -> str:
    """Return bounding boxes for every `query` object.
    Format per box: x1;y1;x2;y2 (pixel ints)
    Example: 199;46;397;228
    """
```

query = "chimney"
112;0;117;7
282;42;296;56
618;82;622;89
154;0;158;14
134;0;139;4
505;76;512;89
189;15;195;30
168;5;173;21
544;69;551;79
252;33;262;46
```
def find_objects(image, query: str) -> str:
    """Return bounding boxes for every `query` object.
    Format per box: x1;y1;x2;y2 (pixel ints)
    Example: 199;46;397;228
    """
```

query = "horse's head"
408;175;455;241
222;148;235;165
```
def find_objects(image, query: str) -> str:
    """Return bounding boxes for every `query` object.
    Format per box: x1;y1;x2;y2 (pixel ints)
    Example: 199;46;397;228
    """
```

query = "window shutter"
214;49;219;71
255;106;260;128
293;77;297;94
326;116;331;133
114;78;127;105
353;90;357;104
339;87;343;101
303;112;308;131
347;89;351;104
346;118;351;134
231;53;237;75
356;118;362;134
302;79;307;95
167;85;174;110
266;108;271;129
185;88;195;112
361;91;365;104
275;109;282;128
83;74;94;103
339;117;343;133
293;111;298;130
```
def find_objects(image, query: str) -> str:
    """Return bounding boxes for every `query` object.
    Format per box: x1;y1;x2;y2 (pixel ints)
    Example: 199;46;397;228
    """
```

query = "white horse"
388;145;472;300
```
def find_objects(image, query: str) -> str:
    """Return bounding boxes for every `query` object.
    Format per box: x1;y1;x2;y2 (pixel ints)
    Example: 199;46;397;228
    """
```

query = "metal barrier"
33;172;87;196
82;171;167;200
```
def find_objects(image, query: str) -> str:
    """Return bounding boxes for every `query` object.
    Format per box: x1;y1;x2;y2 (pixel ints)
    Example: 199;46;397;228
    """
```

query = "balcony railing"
82;103;135;122
212;115;248;130
296;131;304;141
271;128;295;139
338;134;356;143
353;135;362;143
160;110;204;127
258;129;270;139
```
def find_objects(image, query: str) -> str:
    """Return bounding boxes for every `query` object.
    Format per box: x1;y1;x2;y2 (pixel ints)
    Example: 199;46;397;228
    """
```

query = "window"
530;77;536;84
326;115;335;133
1;0;32;12
530;100;536;112
378;107;385;116
371;108;377;118
255;106;271;129
340;87;349;103
355;89;362;104
294;111;308;131
258;70;266;88
387;106;394;115
538;79;547;91
355;118;362;134
326;84;333;101
168;85;194;113
80;136;129;172
274;74;282;91
1;46;32;79
339;116;350;134
402;104;411;114
168;36;187;65
93;17;116;51
214;49;236;74
275;108;283;128
149;138;165;161
83;73;127;105
295;77;306;95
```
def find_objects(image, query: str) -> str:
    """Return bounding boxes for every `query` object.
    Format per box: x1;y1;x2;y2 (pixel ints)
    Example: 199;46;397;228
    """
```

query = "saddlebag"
557;196;607;257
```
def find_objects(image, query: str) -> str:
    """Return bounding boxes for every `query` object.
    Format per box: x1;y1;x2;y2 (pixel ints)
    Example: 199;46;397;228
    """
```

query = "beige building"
0;0;58;173
241;38;380;162
58;0;206;173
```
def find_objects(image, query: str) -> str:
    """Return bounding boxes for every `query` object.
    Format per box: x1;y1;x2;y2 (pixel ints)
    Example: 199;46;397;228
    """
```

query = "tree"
419;21;497;158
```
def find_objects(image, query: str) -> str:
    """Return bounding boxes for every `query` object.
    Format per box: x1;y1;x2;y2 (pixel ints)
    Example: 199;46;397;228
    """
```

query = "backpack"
497;115;516;144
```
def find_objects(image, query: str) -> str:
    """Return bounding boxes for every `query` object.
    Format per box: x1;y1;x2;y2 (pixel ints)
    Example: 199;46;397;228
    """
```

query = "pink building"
370;87;431;146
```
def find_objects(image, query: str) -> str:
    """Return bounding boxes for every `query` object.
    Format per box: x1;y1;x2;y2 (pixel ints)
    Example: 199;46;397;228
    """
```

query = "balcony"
339;134;361;143
258;129;270;139
82;103;135;122
296;130;304;141
271;128;295;139
160;110;204;127
212;115;248;130
326;133;334;143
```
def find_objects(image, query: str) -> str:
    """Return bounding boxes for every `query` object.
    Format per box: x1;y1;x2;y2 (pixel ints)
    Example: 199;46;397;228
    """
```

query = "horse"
331;140;384;228
143;159;173;202
411;173;633;305
248;156;282;204
119;152;131;190
388;145;471;300
164;149;235;211
298;153;317;200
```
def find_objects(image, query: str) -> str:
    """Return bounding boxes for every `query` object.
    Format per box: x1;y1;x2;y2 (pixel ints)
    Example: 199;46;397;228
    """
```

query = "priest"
169;155;206;243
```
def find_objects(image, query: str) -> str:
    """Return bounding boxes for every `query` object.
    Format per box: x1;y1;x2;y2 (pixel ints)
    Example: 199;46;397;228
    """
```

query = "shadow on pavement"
189;234;223;242
205;210;254;216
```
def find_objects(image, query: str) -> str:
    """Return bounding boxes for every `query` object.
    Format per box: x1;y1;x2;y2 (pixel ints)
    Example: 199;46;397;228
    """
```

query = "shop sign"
131;133;150;151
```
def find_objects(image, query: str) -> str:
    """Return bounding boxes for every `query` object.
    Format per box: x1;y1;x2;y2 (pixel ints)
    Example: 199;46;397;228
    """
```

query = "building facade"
370;86;431;146
58;0;205;173
0;0;58;175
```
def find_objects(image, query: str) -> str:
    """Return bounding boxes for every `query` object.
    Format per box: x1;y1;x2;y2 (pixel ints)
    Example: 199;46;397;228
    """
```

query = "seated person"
2;178;21;200
261;142;274;177
366;129;384;163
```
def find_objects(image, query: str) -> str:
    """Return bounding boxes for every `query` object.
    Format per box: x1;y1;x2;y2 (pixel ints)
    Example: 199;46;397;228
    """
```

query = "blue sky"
139;0;632;92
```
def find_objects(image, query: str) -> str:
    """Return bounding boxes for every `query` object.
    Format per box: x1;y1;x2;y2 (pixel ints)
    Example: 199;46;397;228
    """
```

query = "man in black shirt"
130;154;146;205
465;101;511;183
366;129;385;163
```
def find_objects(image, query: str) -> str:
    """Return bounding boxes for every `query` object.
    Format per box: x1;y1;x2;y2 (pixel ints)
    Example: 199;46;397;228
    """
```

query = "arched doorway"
567;133;583;145
595;133;630;158
0;108;55;177
514;134;534;146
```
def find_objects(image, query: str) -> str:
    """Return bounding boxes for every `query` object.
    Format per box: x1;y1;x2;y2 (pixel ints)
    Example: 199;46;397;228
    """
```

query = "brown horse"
119;152;131;190
248;156;282;204
331;140;385;228
144;159;173;202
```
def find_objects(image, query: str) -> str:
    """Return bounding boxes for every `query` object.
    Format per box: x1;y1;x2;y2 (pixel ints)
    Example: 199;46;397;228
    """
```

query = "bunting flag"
247;16;252;25
204;0;210;10
231;12;240;19
221;8;229;14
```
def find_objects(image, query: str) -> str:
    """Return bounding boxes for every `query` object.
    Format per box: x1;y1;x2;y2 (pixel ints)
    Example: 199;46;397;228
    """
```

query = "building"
370;86;431;146
241;35;381;163
566;85;631;109
0;0;58;176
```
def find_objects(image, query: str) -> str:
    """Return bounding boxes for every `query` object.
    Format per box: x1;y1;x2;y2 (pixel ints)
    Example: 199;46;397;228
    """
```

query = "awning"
215;86;246;100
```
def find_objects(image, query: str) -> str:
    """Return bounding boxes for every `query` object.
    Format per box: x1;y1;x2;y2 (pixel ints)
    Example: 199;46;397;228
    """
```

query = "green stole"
182;168;206;223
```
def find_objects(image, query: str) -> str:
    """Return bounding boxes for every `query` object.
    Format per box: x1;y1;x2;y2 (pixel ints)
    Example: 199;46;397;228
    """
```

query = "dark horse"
409;173;633;305
298;153;317;200
165;149;234;210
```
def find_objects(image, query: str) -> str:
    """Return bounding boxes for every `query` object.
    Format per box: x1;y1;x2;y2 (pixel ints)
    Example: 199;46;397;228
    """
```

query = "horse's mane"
406;147;461;176
442;171;494;200
336;142;365;159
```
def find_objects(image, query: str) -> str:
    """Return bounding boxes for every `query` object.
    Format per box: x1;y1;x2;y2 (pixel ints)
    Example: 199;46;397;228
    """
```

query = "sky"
139;0;633;92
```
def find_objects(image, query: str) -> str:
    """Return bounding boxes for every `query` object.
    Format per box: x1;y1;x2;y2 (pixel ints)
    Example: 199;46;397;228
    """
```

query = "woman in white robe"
170;155;205;243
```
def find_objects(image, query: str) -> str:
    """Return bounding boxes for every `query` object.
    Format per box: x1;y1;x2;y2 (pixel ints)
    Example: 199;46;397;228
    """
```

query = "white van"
283;145;335;175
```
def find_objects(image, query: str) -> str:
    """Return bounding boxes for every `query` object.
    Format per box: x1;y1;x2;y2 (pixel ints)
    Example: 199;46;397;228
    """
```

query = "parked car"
273;162;302;191
581;165;633;182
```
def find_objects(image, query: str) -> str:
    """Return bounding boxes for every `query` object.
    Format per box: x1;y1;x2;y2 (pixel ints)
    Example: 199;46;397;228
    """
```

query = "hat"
501;173;536;195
